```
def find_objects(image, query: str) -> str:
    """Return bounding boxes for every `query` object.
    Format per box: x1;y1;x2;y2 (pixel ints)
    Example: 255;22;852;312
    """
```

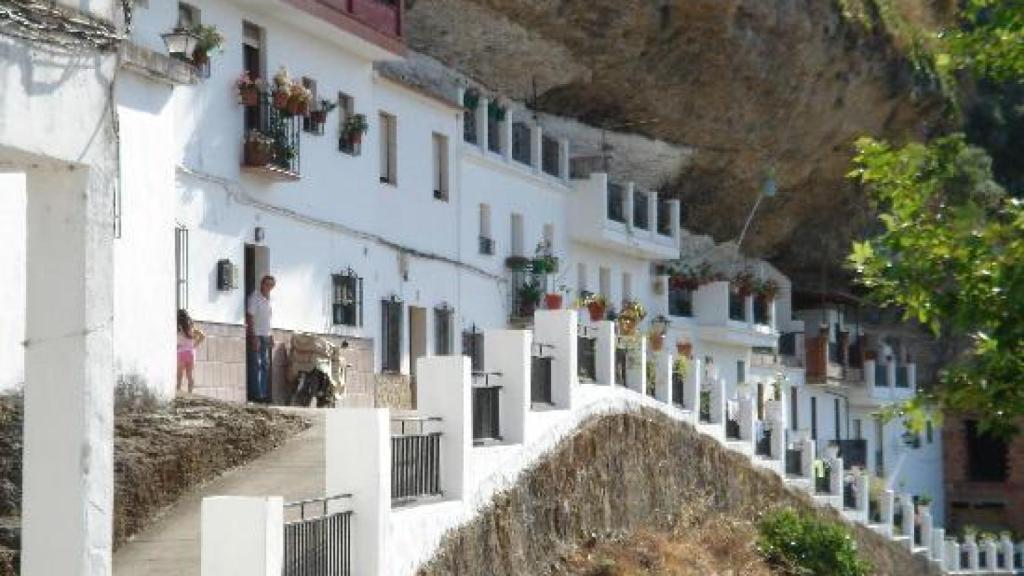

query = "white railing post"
483;329;531;444
919;507;933;552
829;459;844;503
932;527;945;567
1001;534;1015;572
326;408;390;576
945;539;961;571
625;338;647;396
475;96;489;155
710;376;726;425
900;496;915;542
801;438;816;479
624;183;636;228
984;538;999;572
857;471;870;522
416;356;472;499
654;351;673;405
593;321;615;386
964;535;979;570
880;489;895;536
534;310;578;409
685;357;701;413
744;294;754;324
201;496;284;576
739;395;756;445
530;124;542;174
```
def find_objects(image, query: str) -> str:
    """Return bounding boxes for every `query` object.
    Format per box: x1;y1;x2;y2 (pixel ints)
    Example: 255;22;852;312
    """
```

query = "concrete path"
113;409;325;576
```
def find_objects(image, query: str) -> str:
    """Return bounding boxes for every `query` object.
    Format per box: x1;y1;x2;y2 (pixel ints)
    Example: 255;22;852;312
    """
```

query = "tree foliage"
757;509;871;576
848;135;1024;433
944;0;1024;82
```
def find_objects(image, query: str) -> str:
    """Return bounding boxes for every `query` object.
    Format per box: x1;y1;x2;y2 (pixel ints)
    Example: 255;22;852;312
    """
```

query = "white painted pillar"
887;362;897;391
483;329;531;444
1001;535;1015;573
984;538;999;572
864;359;876;388
829;457;844;498
710;376;726;424
857;471;870;521
475;96;489;154
907;363;917;390
0;174;26;392
558;137;570;182
880;489;895;536
22;168;114;576
625;338;647;396
685;357;701;413
931;527;945;566
326;408;390;576
801;438;816;478
534;310;578;409
919;507;933;553
417;356;472;499
593;321;615;386
624;183;636;228
767;298;778;331
945;540;961;571
738;395;756;446
530;123;542;173
201;496;284;576
964;536;979;570
744;295;754;324
900;496;915;541
653;351;673;405
669;200;681;241
647;190;657;238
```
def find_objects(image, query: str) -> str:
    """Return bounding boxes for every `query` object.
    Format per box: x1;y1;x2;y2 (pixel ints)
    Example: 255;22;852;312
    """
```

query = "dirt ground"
0;393;310;574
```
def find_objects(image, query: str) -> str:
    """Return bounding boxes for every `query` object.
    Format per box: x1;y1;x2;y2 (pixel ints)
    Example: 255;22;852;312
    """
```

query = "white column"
710;376;726;424
685;357;701;413
829;457;844;498
653;351;673;405
625;338;647;396
801;438;816;478
1001;535;1015;573
475;96;489;154
558;137;570;182
483;329;531;444
907;363;917;390
417;356;472;499
744;295;754;324
919;507;933;553
647;190;657;238
534;310;578;409
22;168;115;576
739;396;756;447
501;116;513;162
900;496;915;540
670;200;681;241
530;123;542;173
326;408;390;576
945;540;960;571
593;321;615;386
931;527;945;567
857;471;870;521
984;539;998;572
880;489;895;536
624;183;636;228
201;496;284;576
864;359;876;388
964;536;979;570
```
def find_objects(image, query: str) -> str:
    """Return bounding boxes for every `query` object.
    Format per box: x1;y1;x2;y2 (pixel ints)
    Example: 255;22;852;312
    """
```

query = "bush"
757;508;871;576
114;372;162;414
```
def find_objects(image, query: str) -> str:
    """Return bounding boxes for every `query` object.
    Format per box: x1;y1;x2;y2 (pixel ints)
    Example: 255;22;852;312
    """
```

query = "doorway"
408;306;427;377
244;243;269;401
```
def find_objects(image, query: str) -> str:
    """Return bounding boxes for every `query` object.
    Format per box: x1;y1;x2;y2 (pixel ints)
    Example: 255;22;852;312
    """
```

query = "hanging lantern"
161;27;200;60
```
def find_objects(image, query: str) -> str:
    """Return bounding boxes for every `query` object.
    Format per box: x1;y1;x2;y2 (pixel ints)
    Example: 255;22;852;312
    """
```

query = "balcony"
853;359;917;404
569;173;680;259
309;0;404;55
242;92;302;181
688;281;778;347
804;333;864;386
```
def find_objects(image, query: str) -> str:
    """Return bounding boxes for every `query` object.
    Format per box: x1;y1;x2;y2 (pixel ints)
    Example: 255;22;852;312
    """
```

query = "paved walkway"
113;409;325;576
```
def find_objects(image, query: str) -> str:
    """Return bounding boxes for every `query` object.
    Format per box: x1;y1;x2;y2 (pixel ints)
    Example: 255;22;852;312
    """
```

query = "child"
177;309;206;394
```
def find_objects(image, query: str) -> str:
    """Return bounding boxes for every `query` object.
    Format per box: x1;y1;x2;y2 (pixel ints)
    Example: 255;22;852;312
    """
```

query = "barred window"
332;270;362;327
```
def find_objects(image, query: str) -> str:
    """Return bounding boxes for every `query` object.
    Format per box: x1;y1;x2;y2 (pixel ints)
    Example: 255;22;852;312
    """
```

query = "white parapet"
326;408;390;576
900;495;916;542
534;309;578;409
738;395;756;445
201;496;284;576
946;539;961;571
592;321;616;387
417;356;473;500
880;489;895;536
685;356;701;413
625;337;647;396
856;471;870;522
801;438;816;478
483;329;531;444
932;527;945;568
653;350;673;405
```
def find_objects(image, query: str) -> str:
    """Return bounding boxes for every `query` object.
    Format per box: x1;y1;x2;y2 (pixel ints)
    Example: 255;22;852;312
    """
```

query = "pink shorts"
178;349;195;368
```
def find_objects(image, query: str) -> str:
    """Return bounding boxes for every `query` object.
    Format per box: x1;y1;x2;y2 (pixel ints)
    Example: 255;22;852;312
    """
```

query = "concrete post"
593;321;615;386
201;496;283;576
558;137;570;182
417;356;472;498
864;359;876;388
945;540;960;571
1001;535;1015;572
483;329;531;444
801;438;816;478
530;123;542;173
685;357;701;413
964;536;979;570
326;409;390;576
900;496;915;541
744;295;754;324
475;96;489;155
739;396;756;451
534;310;577;409
857;471;870;521
653;351;673;405
21;168;115;576
931;527;945;566
710;376;726;424
625;338;647;396
880;489;895;536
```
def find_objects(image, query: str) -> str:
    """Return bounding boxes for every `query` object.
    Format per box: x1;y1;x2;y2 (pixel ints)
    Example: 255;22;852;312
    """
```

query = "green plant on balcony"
517;277;542;318
732;269;756;297
755;278;780;300
342;113;369;145
674;354;690;377
235;71;262;106
531;238;558;274
191;24;224;67
310;99;338;125
463;87;480;110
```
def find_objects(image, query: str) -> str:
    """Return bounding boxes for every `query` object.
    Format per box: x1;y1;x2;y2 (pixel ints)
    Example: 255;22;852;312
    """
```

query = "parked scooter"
287;333;348;407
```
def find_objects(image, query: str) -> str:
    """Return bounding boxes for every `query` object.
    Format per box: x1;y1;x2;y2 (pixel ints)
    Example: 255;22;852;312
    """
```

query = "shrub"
115;372;162;414
757;508;871;576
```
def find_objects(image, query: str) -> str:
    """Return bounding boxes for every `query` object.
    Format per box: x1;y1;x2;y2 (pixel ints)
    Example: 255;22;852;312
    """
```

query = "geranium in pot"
310;99;337;125
544;285;568;310
286;82;311;117
191;24;223;67
236;71;261;106
243;130;274;167
343;113;369;145
272;67;292;111
578;292;607;322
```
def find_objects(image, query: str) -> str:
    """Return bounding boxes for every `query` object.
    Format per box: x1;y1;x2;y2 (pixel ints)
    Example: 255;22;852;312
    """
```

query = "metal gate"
282;494;353;576
391;417;443;504
472;373;501;442
531;355;553;404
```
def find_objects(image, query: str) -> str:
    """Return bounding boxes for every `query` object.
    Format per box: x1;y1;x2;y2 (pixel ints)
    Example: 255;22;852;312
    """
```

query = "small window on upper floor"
432;132;449;201
379;112;397;185
178;2;200;28
302;77;322;135
337;93;360;156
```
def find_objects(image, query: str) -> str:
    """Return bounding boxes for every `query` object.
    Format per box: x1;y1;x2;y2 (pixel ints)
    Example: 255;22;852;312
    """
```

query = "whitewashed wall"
0;174;26;392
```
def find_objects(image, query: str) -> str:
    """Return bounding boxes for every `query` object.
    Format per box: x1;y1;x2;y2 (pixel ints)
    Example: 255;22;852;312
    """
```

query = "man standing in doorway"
247;275;275;403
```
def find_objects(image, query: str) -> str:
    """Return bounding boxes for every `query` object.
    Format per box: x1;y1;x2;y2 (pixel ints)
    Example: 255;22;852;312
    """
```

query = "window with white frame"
434;305;453;355
337;92;359;155
378;112;397;184
432;132;449;201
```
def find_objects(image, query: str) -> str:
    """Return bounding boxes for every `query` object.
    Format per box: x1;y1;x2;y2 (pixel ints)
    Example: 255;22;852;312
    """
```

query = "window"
434;305;453;355
478;204;493;255
853;418;862;440
381;298;403;373
337;93;359;155
542;134;560;177
242;22;264;133
966;420;1008;482
331;270;362;327
790;388;798;431
621;272;632;303
509;213;523;256
577;263;587;292
834;398;841;441
810;397;818;441
668;284;693;317
178;2;199;28
174;226;189;309
378;112;397;184
432;133;449;201
599;267;611;300
736;360;745;384
511;122;531;165
301;77;320;134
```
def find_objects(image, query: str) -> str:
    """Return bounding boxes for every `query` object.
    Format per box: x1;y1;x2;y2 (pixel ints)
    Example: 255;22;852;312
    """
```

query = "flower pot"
617;317;637;336
544;293;563;310
649;332;666;352
244;140;272;167
310;109;327;124
348;131;363;145
238;85;259;107
286;95;308;117
587;301;606;322
676;342;692;357
272;90;290;111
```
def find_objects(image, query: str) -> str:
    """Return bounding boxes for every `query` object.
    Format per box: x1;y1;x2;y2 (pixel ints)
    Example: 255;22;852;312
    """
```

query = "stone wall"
420;409;937;576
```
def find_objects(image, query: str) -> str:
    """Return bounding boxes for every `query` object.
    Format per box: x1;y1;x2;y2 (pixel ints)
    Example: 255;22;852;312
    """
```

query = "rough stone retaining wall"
420;408;937;576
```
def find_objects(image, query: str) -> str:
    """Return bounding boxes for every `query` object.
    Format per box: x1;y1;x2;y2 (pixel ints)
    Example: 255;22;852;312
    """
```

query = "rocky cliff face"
404;0;951;288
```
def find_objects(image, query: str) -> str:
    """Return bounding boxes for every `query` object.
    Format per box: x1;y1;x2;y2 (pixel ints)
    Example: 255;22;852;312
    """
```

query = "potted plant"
755;278;780;300
532;239;558;275
733;269;756;297
674;355;690;377
488;99;507;122
236;71;261;106
649;314;670;351
286;83;312;117
579;292;607;322
310;99;337;125
676;341;692;357
343;113;369;145
243;130;274;167
190;24;223;67
544;284;568;310
272;67;292;111
617;300;646;336
505;255;531;271
517;278;542;318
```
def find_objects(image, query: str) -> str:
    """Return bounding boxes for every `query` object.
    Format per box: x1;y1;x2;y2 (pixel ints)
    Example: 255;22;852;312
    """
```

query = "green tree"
945;0;1024;82
848;135;1024;433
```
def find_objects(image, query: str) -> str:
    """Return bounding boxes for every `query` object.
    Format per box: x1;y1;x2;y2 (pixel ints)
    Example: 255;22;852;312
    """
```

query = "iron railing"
391;417;442;504
511;122;531;165
472;373;501;442
245;92;302;176
541;135;560;177
282;494;353;576
577;335;597;382
531;350;553;405
633;190;650;230
607;183;626;223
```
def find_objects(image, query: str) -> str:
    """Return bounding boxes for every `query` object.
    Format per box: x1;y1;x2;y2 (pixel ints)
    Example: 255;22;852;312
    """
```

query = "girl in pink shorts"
177;309;205;394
